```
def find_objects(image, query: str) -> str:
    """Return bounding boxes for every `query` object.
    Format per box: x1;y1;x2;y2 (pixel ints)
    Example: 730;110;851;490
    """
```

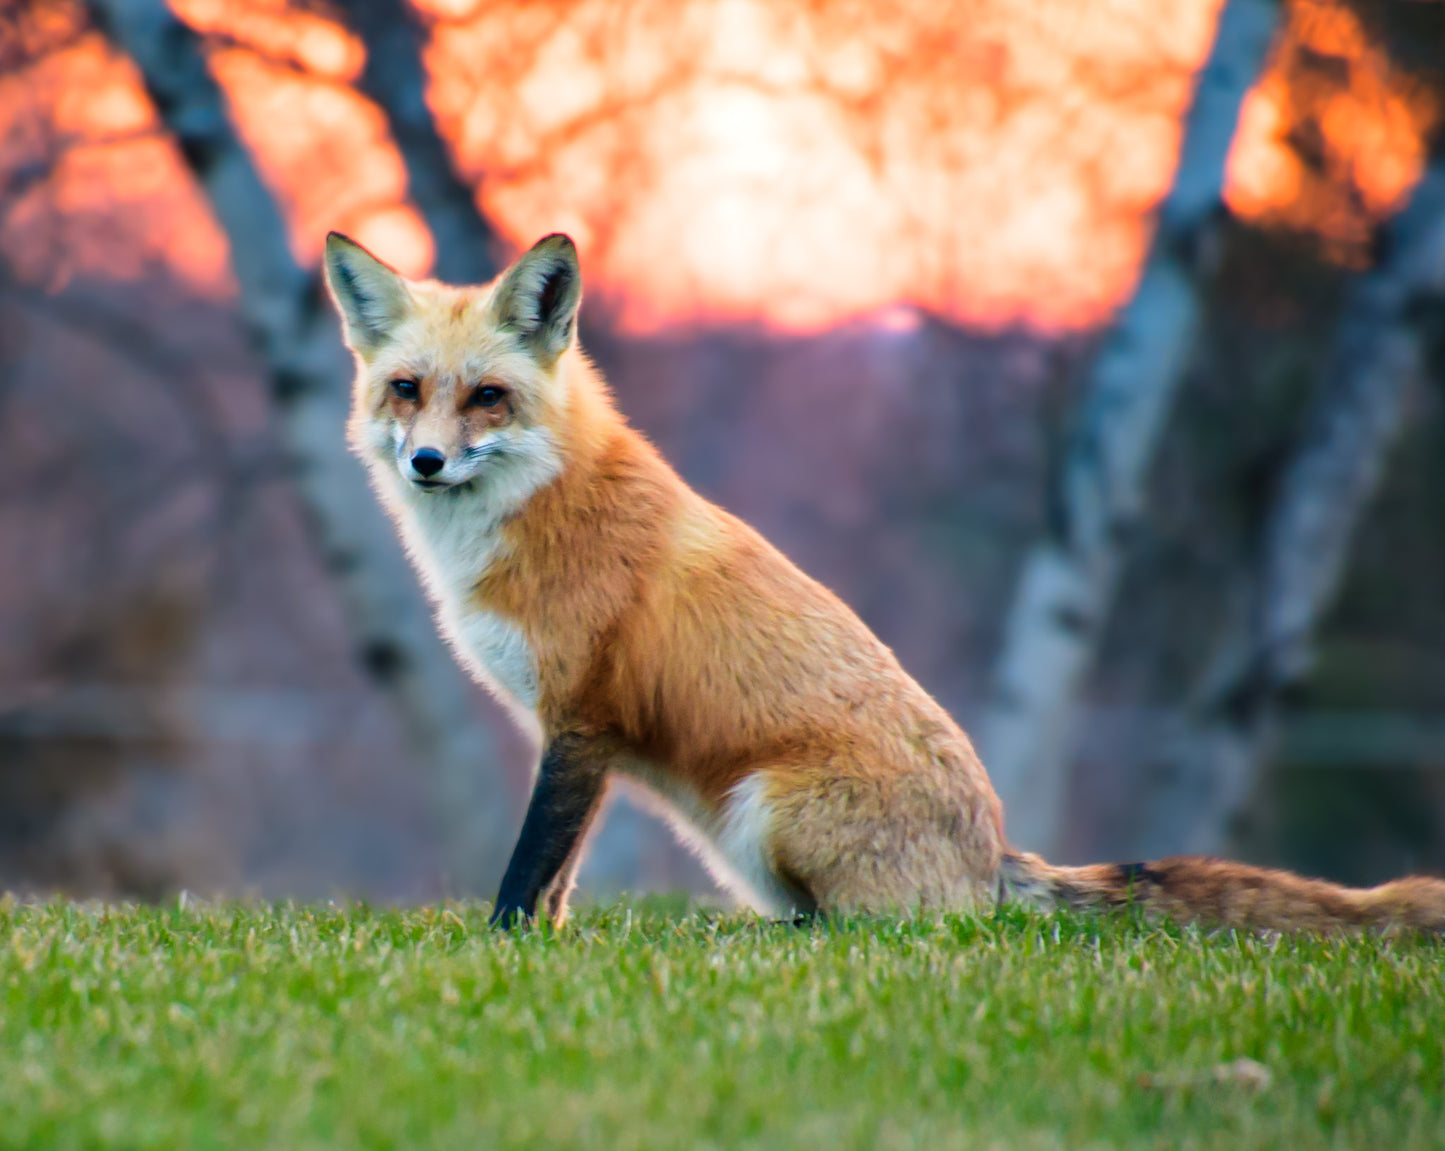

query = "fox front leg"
490;733;608;929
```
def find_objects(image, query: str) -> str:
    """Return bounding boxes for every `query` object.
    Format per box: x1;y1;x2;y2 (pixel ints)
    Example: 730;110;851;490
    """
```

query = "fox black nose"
411;448;445;478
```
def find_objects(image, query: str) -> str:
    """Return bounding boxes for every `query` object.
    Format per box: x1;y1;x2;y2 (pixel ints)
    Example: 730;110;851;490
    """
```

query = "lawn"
0;897;1440;1149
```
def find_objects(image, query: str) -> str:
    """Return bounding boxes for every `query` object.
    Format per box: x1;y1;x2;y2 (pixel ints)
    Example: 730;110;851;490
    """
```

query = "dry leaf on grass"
1138;1057;1272;1092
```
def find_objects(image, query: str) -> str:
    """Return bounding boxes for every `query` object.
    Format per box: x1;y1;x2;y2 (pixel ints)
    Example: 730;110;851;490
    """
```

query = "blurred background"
2;0;1443;904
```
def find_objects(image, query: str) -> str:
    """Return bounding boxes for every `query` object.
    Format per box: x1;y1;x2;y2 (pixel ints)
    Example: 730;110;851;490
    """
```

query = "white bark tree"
86;0;518;893
977;0;1282;855
1135;156;1445;858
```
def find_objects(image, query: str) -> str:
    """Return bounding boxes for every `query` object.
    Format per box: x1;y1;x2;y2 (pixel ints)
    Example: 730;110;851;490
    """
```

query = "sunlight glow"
2;0;1434;331
0;31;231;293
1224;0;1439;263
423;0;1225;332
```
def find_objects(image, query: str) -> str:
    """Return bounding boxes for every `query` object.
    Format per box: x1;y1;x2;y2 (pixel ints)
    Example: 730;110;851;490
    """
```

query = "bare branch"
345;0;501;283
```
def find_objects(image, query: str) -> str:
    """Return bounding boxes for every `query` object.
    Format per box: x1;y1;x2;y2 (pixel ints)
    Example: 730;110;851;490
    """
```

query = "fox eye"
390;378;420;401
467;385;506;410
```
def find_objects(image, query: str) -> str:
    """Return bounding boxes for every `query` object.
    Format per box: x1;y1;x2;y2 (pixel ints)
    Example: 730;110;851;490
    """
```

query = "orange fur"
324;231;1445;932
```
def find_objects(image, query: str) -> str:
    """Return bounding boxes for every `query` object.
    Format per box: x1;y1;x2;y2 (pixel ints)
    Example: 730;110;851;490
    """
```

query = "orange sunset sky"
2;0;1436;333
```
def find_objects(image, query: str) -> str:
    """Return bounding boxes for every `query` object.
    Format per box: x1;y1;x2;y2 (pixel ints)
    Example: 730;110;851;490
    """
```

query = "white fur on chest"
387;480;542;725
451;607;539;715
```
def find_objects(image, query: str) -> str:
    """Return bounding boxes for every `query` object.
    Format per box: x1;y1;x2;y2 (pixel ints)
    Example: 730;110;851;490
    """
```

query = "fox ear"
490;234;582;365
324;232;411;352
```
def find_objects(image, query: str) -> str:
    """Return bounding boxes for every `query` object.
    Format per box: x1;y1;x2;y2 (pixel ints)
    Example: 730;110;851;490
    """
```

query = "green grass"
1;898;1441;1150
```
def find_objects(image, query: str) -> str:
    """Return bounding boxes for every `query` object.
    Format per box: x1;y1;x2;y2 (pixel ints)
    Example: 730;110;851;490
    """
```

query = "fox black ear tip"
535;232;576;252
328;233;372;259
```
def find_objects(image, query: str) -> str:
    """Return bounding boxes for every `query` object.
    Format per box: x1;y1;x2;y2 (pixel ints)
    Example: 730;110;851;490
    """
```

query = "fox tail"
999;850;1445;933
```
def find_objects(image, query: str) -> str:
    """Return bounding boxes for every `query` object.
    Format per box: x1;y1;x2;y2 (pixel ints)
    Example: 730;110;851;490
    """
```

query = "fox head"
323;232;582;504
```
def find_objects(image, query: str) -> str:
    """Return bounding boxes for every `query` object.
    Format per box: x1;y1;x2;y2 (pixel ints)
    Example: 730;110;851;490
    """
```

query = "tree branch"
345;0;501;284
1136;155;1445;857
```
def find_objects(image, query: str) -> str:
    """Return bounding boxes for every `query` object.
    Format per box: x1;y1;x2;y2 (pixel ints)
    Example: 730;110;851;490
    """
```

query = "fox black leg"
490;734;608;929
538;813;604;925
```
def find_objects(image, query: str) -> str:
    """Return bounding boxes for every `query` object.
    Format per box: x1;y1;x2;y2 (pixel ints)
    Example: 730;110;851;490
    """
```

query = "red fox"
324;231;1445;932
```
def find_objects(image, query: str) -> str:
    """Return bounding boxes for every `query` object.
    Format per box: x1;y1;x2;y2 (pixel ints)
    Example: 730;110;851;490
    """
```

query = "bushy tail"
999;851;1445;934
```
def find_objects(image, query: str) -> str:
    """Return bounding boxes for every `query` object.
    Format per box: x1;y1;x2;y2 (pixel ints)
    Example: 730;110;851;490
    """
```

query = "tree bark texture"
1135;157;1445;858
978;0;1282;856
87;0;517;892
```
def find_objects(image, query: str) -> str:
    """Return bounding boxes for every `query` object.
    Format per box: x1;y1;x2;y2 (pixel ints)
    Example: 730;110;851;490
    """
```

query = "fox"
323;230;1445;933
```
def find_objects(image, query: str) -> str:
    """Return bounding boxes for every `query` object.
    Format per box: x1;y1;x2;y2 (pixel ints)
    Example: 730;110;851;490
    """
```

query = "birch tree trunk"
345;0;501;285
977;0;1281;855
1134;157;1445;858
87;0;518;893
